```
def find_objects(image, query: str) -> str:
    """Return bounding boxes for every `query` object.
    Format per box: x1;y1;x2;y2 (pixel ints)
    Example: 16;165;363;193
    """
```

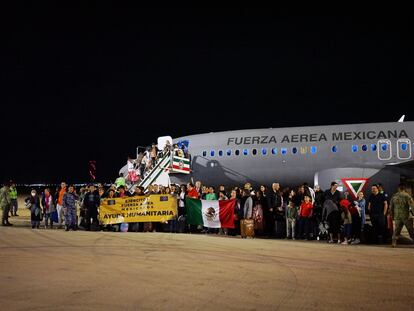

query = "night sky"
1;8;412;183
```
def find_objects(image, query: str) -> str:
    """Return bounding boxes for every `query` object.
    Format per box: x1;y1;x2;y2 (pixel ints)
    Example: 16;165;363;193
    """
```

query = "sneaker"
337;240;341;244
392;239;397;248
351;239;360;245
328;240;334;244
341;241;349;245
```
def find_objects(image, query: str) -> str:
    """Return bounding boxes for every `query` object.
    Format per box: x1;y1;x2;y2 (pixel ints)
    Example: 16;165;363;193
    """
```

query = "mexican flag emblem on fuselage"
341;178;369;199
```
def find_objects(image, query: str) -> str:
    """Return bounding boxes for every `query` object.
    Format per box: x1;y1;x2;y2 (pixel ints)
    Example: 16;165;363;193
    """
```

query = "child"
298;195;313;240
340;199;352;245
286;201;298;240
349;201;361;244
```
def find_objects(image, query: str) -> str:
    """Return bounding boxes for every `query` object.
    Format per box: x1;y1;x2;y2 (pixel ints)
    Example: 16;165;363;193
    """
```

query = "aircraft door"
377;139;392;160
397;138;412;160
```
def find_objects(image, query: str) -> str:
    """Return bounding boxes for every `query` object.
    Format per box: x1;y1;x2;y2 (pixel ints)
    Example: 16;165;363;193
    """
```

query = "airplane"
121;117;414;198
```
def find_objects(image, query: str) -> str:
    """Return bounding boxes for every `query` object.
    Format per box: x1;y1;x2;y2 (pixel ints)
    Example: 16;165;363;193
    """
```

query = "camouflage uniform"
390;191;414;244
62;192;77;230
0;186;12;225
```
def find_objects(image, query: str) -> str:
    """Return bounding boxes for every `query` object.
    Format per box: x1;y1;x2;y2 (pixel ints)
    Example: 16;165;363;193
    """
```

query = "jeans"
56;204;65;225
11;199;18;215
286;218;296;238
44;213;53;228
343;223;352;239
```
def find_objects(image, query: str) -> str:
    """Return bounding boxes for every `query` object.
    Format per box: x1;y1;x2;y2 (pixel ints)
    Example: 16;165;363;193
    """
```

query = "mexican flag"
172;156;190;174
186;198;235;228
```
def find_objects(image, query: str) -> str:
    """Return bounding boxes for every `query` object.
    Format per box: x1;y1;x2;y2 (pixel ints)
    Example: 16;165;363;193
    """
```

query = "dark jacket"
83;190;100;212
324;190;342;206
26;195;42;221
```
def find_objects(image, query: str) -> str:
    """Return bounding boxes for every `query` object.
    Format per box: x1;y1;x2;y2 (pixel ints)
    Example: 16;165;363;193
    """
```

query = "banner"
100;194;177;225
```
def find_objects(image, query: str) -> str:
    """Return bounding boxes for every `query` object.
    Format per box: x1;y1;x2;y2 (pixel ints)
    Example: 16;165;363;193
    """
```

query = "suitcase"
128;222;140;232
144;222;153;232
240;219;255;238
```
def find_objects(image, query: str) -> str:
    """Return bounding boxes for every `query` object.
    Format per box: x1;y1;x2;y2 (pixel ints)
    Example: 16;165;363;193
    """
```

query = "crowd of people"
120;142;190;186
1;179;413;247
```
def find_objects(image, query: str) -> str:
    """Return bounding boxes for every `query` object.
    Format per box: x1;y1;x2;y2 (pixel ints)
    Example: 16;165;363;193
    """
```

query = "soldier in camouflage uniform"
62;185;78;231
0;182;12;226
389;183;414;247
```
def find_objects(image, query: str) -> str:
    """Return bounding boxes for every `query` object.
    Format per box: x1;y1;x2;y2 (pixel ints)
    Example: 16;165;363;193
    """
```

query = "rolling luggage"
128;222;140;232
240;219;255;238
143;222;153;232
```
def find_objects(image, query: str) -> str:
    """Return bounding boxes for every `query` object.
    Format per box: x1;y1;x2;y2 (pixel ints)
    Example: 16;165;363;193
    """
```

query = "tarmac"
1;210;414;310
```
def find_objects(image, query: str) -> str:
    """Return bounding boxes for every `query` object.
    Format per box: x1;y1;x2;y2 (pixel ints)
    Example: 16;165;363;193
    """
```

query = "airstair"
119;136;191;193
138;150;172;190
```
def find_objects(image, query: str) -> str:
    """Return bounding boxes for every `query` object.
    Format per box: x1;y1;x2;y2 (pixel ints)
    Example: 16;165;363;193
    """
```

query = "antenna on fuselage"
398;115;405;122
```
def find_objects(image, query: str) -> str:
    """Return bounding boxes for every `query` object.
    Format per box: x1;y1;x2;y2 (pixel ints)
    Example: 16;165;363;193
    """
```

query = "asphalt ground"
1;209;413;311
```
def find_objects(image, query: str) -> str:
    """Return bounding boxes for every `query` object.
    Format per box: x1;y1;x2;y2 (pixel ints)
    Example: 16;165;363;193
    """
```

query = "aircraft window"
226;149;232;156
311;146;317;154
271;148;278;155
281;148;287;155
210;150;215;157
202;151;207;157
332;146;338;153
352;145;358;153
292;147;298;154
262;148;267;155
371;144;377;152
243;149;249;156
401;143;408;151
218;150;223;157
381;143;388;151
235;149;240;156
252;148;257;155
362;145;368;152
